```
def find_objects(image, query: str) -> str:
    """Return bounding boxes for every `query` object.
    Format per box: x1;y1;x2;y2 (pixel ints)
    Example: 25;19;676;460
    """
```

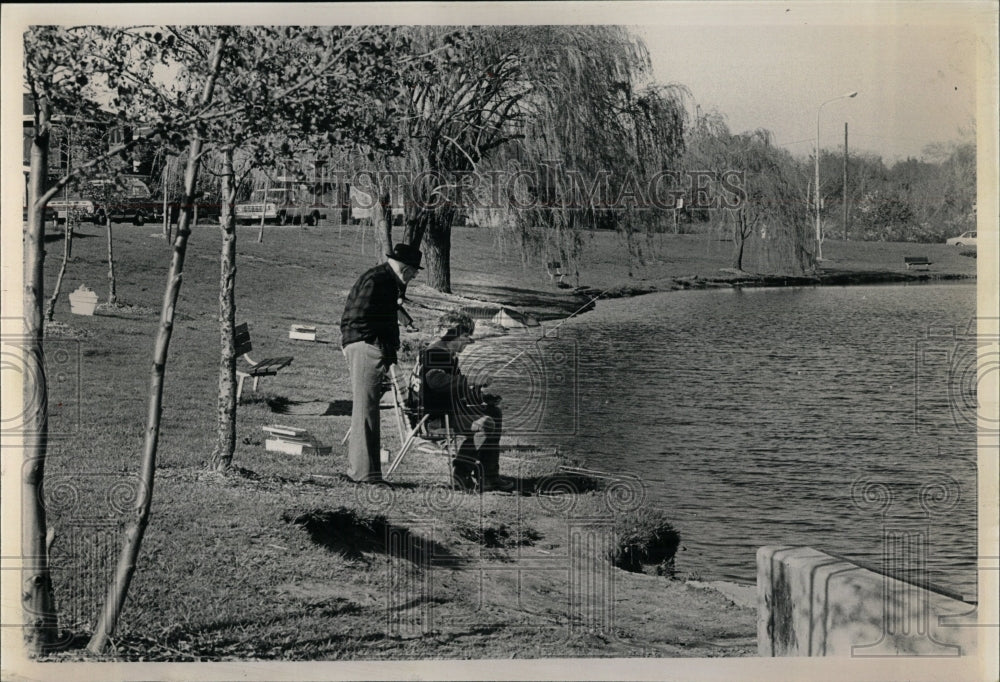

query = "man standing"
340;243;422;482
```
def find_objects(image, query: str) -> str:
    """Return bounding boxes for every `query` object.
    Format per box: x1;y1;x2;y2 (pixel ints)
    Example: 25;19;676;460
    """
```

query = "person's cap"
386;243;423;270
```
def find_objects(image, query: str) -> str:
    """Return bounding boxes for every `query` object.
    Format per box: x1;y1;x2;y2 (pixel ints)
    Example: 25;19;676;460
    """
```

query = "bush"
609;508;680;574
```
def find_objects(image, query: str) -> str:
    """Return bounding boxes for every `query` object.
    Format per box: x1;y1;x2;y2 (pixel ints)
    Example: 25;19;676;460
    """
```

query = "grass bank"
31;219;973;660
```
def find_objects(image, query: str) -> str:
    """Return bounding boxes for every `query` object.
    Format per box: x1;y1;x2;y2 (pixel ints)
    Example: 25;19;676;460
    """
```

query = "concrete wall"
758;545;977;656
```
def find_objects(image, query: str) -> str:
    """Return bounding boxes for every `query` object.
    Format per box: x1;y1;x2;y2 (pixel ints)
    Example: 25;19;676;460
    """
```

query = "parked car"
22;205;59;223
349;187;404;225
99;197;157;226
47;197;100;224
154;192;223;225
946;231;976;246
235;188;321;225
88;177;155;226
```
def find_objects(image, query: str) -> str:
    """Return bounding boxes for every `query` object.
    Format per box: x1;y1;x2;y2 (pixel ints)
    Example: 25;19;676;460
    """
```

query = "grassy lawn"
28;219;973;660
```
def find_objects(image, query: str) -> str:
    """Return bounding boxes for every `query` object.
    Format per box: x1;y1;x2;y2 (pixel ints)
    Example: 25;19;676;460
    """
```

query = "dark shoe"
348;474;390;486
481;477;515;493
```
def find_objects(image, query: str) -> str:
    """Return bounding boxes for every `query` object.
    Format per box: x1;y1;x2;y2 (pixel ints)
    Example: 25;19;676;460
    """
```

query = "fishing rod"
492;289;607;374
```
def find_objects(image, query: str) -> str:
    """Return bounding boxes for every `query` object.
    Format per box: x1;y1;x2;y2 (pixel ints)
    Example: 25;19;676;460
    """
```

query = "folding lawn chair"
383;365;464;481
339;365;461;482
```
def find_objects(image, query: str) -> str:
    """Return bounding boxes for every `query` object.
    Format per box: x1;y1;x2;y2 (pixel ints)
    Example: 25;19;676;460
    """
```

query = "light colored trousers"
342;341;385;482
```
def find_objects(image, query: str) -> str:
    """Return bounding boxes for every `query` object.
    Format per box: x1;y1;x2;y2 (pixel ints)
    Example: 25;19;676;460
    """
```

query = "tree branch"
167;26;208;61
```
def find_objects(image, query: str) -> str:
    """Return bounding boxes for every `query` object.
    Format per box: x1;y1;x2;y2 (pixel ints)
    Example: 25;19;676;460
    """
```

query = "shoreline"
423;267;977;325
587;268;975;297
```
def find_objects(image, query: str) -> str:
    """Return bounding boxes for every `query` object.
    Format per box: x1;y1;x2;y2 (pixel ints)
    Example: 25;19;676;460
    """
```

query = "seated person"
409;311;514;492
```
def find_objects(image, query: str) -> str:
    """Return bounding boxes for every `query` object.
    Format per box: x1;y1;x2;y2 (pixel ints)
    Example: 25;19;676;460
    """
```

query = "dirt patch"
453;519;541;549
283;507;464;566
265;396;354;416
518;469;606;496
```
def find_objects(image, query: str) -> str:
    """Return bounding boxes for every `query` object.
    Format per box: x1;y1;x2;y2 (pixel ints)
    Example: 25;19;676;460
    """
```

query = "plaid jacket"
340;262;401;353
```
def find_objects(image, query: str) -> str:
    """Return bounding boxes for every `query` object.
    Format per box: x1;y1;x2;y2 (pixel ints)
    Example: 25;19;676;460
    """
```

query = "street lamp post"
815;91;857;262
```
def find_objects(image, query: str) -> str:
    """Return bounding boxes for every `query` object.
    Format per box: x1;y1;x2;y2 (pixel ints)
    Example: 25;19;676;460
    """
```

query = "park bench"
546;261;570;288
235;322;293;401
904;256;932;270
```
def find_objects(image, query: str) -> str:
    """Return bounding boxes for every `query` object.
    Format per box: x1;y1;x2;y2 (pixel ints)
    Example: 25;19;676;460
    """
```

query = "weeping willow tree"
488;26;690;283
374;26;688;292
379;27;529;292
684;110;814;275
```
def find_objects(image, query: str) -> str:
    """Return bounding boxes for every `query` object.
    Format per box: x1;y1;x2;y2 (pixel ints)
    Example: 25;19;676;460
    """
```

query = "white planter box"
265;438;331;456
69;286;98;316
289;325;317;341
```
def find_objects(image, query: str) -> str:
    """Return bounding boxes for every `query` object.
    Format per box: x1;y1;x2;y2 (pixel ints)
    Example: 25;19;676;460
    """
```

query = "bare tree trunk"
44;213;73;322
373;187;393;258
424;216;454;293
64;139;74;260
624;229;635;278
23;99;58;656
162;159;169;240
88;34;226;655
257;174;269;244
212;147;238;470
732;211;748;271
402;203;427;251
733;236;746;271
106;221;117;305
405;207;454;293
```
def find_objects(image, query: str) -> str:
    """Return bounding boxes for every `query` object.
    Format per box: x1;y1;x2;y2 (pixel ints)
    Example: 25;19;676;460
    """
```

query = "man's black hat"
386;243;423;270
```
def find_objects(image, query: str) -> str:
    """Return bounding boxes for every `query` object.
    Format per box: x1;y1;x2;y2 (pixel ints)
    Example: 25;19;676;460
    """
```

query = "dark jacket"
410;340;481;416
340;262;401;353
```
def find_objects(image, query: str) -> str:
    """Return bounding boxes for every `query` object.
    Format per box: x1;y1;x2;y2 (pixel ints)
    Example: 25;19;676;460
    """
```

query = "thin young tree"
198;26;408;471
87;28;229;653
44;190;76;323
44;211;74;323
22;25;287;653
22;33;62;651
337;147;397;258
91;177;124;304
43;123;115;318
22;25;135;654
105;216;117;305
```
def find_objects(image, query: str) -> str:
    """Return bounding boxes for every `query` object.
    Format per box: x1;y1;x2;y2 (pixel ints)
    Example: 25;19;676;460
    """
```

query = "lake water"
475;283;979;598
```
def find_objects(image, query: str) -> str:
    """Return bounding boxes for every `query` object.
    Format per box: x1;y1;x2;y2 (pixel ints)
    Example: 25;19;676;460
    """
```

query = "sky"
1;2;992;166
636;5;982;163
